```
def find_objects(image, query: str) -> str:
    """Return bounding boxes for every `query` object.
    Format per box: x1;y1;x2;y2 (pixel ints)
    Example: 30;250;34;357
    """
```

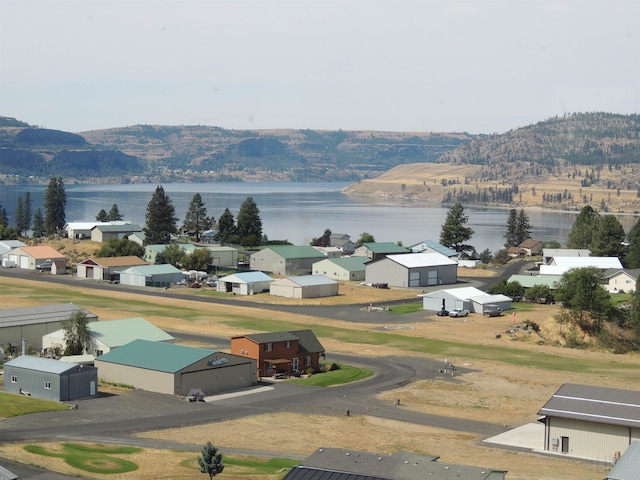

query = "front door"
292;357;299;373
561;436;569;453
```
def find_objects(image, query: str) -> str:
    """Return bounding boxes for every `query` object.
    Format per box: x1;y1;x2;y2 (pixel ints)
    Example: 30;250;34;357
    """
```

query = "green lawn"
0;391;70;417
181;454;298;477
24;443;139;474
287;364;373;386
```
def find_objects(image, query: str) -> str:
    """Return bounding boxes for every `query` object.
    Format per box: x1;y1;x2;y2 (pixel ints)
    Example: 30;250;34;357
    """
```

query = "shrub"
329;363;341;371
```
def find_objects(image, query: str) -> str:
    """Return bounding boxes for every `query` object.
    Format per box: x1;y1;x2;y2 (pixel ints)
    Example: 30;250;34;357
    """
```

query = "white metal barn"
118;264;183;288
538;383;640;462
421;287;512;313
217;271;274;295
270;275;339;299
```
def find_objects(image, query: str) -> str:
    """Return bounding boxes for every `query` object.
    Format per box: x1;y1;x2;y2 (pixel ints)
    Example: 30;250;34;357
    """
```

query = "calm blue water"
1;182;637;253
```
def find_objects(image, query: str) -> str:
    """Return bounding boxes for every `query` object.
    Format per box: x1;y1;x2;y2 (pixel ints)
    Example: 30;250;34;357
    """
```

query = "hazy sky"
1;0;638;134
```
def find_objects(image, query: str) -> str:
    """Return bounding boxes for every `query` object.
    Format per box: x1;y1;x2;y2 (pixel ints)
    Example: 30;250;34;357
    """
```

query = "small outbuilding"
90;223;143;243
217;271;274;295
94;339;256;396
76;256;148;281
270;275;339;299
366;252;458;288
118;264;183;288
354;242;410;260
249;245;326;275
421;286;512;314
4;355;98;401
312;256;368;282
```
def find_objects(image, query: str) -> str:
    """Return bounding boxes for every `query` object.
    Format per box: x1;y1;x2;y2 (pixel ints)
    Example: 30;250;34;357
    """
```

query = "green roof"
265;245;325;259
96;339;215;373
323;256;368;270
508;274;562;289
361;242;410;254
90;318;174;347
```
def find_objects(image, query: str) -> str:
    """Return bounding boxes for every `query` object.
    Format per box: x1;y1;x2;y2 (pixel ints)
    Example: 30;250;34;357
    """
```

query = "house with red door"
230;329;325;378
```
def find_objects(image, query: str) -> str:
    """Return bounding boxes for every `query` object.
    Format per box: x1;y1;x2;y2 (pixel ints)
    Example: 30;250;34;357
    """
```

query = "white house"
603;269;640;293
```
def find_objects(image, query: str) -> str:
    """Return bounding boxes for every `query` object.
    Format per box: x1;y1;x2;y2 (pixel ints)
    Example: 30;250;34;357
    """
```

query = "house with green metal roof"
249;245;326;275
354;242;410;260
94;339;256;396
312;256;369;282
42;317;174;357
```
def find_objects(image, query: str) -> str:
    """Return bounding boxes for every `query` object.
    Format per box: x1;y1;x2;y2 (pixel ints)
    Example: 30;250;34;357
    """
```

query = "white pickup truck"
449;308;470;318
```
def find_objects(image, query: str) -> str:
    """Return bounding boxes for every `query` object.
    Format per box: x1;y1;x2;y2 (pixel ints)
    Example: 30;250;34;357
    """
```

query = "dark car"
436;308;449;317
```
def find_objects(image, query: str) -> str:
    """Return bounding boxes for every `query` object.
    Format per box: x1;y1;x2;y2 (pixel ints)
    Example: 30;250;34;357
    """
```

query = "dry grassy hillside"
344;162;640;213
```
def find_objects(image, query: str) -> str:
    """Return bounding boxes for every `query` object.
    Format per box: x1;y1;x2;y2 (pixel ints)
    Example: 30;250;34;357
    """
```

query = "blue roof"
96;339;215;373
287;275;337;286
421;240;457;257
5;355;79;375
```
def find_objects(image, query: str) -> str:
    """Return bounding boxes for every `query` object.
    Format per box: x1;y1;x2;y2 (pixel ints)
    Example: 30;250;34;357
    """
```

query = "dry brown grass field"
1;272;638;479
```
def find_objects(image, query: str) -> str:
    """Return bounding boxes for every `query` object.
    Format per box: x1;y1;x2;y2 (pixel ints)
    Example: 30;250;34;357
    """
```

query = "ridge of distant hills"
1;112;640;211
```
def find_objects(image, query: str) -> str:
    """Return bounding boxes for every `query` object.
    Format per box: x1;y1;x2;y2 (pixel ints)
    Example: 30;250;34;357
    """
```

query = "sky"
1;0;639;135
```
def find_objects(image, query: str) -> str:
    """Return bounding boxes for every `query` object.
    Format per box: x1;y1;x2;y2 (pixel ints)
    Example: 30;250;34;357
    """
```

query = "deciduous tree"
144;185;178;244
440;202;474;257
96;238;145;258
61;311;91;356
554;267;612;332
356;232;375;245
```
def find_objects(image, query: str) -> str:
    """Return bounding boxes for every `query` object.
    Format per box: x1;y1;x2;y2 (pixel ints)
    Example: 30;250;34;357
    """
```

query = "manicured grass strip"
389;302;423;314
181;455;298;475
0;392;69;417
287;364;373;386
24;443;139;474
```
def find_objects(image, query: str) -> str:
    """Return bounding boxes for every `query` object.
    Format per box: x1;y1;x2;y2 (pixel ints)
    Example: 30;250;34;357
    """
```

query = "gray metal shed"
4;355;97;402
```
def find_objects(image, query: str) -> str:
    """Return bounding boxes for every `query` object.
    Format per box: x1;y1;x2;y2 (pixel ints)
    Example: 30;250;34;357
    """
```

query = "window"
264;343;273;352
304;356;312;366
96;349;103;357
44;381;51;389
285;341;291;348
11;375;17;383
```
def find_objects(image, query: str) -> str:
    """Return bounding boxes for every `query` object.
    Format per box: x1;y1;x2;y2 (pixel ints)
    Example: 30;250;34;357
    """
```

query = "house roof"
317;256;369;271
360;242;410;254
469;294;512;305
218;271;274;284
410;240;457;257
420;286;486;300
78;256;147;267
260;245;326;259
519;239;542;248
290;448;505;480
120;264;182;275
92;224;142;233
5;355;80;375
542;248;591;260
603;269;640;281
95;339;215;373
0;303;98;328
238;329;325;354
382;252;457;268
551;256;623;269
507;274;562;289
606;440;640;480
274;275;337;287
538;383;640;429
52;317;173;347
10;245;64;258
0;240;26;254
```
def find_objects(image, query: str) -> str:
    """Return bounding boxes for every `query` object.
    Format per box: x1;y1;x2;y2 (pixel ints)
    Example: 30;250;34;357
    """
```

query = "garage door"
427;270;438;286
409;271;420;287
20;256;29;269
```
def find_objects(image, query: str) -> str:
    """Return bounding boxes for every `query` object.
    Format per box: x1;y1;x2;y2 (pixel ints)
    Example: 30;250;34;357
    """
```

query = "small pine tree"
108;204;124;221
143;185;178;245
32;208;45;238
198;442;224;480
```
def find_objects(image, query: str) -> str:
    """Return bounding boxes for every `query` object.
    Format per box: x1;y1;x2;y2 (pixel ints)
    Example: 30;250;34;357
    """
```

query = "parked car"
483;305;503;317
35;259;53;270
449;308;470;318
436;308;449;317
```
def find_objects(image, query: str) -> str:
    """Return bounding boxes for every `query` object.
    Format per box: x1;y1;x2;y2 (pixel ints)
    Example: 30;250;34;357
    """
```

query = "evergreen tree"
32;208;45;238
311;228;332;247
236;196;263;247
143;185;178;244
625;219;640;268
626;286;640;344
566;205;600;249
15;192;32;237
96;209;109;222
107;204;124;221
516;209;531;245
197;442;224;480
555;267;612;332
440;202;475;257
61;311;92;356
590;215;626;258
44;176;67;236
356;232;375;245
182;193;212;241
0;204;8;227
15;197;24;236
504;209;518;247
216;208;237;244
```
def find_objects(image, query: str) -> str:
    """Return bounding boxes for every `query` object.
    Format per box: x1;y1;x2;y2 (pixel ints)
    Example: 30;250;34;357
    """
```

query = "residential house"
4;355;98;402
200;229;218;244
42;317;175;357
603;269;640;293
4;245;66;273
94;339;256;396
90;223;143;243
519;239;543;256
76;256;147;281
284;448;507;480
540;256;623;276
231;329;325;378
249;245;326;275
421;286;512;314
312;256;368;281
127;231;145;246
217;271;274;295
0;303;98;353
329;233;356;254
354;242;410;260
507;246;528;258
269;275;338;299
365;252;457;288
538;383;640;462
118;264;183;288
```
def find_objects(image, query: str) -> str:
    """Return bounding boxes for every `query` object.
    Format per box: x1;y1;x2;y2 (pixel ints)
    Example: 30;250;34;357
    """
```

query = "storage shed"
365;252;458;288
76;256;147;281
4;245;66;273
312;256;368;282
249;246;326;275
269;275;339;299
4;355;97;401
94;339;256;396
217;271;274;295
118;264;183;288
538;383;640;462
421;286;512;313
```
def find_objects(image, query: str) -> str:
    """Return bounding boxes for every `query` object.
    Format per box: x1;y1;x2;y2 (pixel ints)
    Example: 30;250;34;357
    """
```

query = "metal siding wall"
180;363;254;395
96;361;174;394
4;366;59;401
67;368;98;400
548;417;631;462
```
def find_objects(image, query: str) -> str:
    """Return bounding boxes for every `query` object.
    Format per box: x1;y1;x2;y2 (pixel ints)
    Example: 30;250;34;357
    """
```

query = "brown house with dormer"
230;329;325;378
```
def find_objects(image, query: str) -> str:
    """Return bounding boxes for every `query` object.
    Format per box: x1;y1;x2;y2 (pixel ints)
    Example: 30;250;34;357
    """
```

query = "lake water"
1;182;638;254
